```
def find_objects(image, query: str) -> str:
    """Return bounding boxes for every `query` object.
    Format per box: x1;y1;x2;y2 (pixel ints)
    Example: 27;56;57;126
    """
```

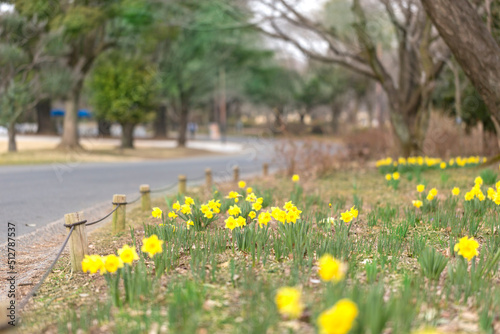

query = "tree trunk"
58;84;82;150
7;122;17;152
389;101;430;157
121;122;135;149
154;105;168;138
330;102;341;134
299;112;306;125
177;96;189;147
97;119;111;137
36;98;56;135
272;106;284;134
489;115;500;150
421;0;500;122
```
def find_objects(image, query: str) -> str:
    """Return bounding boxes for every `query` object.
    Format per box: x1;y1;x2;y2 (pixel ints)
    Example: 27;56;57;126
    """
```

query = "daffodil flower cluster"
269;201;302;224
462;176;493;203
153;196;222;231
81;236;164;307
82;244;141;275
426;188;438;201
385;171;400;190
376;156;486;175
224;190;266;230
224;199;302;230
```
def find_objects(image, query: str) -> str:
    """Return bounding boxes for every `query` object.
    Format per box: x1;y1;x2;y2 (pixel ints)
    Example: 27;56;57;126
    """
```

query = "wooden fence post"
178;175;187;195
233;165;239;183
112;194;127;233
140;184;151;211
64;211;88;272
263;163;269;177
205;168;212;190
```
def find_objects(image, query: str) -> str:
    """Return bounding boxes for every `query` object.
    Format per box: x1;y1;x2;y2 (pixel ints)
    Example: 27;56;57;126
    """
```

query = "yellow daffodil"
246;187;253;193
440;162;446;169
452;187;460;196
488;188;495;200
275;287;303;319
236;216;246;227
474;176;483;186
168;211;178;219
258;211;271;228
208;199;221;213
417;184;425;193
225;216;237;230
227;191;241;203
292;174;300;182
118;245;139;265
101;254;124;274
317;299;358;334
141;235;164;257
340;207;357;223
464;192;474;201
186;220;194;230
248;211;256;219
151;207;162;219
81;254;104;274
238;180;246;189
340;211;353;223
392;172;400;180
252;202;263;211
228;205;241;216
184;196;194;206
318;254;346;282
493;192;500;205
172;201;181;211
181;204;192;215
246;193;257;203
385;174;392;181
412;200;423;208
349;206;358;218
286;211;299;224
284;201;294;211
429;188;438;196
454;236;479;261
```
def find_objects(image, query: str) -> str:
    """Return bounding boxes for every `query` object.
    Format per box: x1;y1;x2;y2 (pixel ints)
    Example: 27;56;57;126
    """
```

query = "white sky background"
0;3;14;12
249;0;328;69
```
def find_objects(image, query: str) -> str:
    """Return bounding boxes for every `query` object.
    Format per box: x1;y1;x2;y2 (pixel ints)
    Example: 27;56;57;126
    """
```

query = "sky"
0;3;14;12
249;0;328;67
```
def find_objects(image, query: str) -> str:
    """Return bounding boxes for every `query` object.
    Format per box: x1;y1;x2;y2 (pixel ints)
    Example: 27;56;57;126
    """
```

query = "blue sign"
50;109;92;118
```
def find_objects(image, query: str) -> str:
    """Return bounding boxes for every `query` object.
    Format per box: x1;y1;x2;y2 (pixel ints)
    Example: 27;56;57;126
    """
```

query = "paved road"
0;137;276;244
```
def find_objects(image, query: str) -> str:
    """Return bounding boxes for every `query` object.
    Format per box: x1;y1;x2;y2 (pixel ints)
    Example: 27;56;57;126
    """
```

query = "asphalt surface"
0;137;276;244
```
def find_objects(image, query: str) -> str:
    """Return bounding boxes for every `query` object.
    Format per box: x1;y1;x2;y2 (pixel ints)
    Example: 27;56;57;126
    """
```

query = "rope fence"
10;162;271;321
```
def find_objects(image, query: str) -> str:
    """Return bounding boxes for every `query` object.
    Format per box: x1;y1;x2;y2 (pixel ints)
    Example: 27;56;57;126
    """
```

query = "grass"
19;164;500;333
